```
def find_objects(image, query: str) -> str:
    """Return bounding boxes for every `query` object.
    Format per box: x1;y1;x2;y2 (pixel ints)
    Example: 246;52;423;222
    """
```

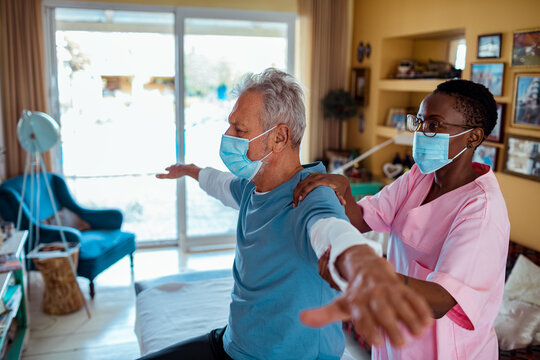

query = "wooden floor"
20;247;369;360
21;247;235;360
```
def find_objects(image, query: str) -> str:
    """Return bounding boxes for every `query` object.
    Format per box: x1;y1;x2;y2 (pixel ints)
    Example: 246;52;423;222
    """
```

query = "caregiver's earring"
467;143;473;149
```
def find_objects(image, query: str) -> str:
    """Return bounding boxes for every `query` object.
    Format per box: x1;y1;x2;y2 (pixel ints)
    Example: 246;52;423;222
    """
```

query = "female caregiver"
296;79;510;359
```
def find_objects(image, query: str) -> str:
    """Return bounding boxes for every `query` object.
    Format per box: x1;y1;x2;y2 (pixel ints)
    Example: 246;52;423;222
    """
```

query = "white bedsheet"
134;277;356;359
135;277;234;356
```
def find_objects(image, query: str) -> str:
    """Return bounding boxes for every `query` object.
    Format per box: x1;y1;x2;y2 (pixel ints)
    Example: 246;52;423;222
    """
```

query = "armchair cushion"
42;207;92;232
78;230;136;281
37;224;82;246
77;209;123;230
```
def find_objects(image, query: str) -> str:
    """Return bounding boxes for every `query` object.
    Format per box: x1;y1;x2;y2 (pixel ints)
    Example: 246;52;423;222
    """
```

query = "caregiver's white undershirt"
198;167;382;291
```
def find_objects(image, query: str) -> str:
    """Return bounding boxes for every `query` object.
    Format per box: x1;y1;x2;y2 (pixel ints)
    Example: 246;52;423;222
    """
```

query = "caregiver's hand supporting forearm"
395;274;457;319
300;245;433;348
156;163;201;180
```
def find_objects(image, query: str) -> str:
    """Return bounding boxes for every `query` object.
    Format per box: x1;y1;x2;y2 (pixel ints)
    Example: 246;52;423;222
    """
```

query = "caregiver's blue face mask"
219;126;276;180
412;128;473;174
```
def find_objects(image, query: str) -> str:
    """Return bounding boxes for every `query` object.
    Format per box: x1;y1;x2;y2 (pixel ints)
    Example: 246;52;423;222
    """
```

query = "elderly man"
145;68;431;360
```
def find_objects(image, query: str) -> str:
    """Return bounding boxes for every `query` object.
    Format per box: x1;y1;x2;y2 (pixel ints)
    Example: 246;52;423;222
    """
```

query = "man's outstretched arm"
306;222;433;348
157;163;202;180
157;164;239;210
309;217;381;291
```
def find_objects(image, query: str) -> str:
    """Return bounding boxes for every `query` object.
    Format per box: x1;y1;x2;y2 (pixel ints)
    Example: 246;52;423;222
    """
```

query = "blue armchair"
0;173;136;298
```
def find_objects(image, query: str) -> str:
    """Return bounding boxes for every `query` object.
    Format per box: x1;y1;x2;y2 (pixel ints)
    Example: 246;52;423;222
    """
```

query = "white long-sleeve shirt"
198;167;382;290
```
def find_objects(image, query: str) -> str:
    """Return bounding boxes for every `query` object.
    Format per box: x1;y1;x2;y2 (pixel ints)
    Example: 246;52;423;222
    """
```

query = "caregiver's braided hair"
434;79;497;145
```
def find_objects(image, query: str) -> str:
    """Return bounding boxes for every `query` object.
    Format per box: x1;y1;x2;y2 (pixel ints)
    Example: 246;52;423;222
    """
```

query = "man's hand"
156;163;201;180
301;245;433;348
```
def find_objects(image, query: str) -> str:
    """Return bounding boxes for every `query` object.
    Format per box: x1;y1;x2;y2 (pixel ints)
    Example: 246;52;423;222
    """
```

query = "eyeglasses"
406;114;473;137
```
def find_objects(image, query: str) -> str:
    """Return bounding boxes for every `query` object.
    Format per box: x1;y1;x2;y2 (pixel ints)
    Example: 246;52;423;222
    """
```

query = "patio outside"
55;12;287;244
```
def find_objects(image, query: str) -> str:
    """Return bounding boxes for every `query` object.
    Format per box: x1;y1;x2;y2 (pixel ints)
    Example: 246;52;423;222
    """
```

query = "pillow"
533;331;540;346
42;207;92;232
494;298;540;350
504;254;540;307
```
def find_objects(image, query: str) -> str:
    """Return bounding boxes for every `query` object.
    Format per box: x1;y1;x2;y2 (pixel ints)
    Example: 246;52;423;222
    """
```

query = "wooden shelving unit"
378;79;447;92
0;231;28;360
368;29;466;178
375;125;399;139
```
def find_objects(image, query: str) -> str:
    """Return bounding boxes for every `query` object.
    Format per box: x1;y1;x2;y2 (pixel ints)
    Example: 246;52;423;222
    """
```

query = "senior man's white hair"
233;68;306;147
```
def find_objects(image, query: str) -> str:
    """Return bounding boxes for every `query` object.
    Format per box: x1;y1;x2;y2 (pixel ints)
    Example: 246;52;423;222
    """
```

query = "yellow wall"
349;0;540;250
64;0;297;12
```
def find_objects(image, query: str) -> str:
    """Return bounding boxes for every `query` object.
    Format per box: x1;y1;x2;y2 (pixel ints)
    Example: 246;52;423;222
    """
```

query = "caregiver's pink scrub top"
359;163;510;360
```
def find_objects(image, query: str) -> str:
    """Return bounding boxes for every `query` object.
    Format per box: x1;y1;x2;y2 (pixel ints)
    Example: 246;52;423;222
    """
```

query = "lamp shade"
17;110;60;153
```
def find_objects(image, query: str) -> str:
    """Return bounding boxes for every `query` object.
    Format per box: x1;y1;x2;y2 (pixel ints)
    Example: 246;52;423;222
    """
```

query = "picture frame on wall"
512;29;540;67
473;144;499;171
511;73;540;129
325;150;350;173
477;33;502;59
471;63;504;96
503;134;540;182
357;42;365;63
486;103;505;143
351;68;369;106
386;108;407;130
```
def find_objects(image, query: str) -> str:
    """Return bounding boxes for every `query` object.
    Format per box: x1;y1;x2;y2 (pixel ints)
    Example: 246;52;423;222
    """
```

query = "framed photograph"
477;33;502;59
325;150;350;173
351;68;369;106
357;42;365;63
503;134;540;181
386;108;407;130
471;63;504;96
473;144;499;171
511;73;540;129
512;29;540;67
486;103;505;143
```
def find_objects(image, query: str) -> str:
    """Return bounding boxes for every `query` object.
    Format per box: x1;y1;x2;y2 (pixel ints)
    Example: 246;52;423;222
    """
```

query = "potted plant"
322;89;358;150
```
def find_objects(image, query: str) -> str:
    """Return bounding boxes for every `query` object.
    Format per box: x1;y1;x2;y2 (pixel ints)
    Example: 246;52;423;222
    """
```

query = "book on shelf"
0;254;21;273
4;285;22;310
0;299;6;318
0;285;22;332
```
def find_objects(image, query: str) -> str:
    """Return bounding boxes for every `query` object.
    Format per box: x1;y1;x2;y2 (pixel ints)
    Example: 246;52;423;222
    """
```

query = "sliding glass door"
180;11;294;249
44;2;295;249
46;7;177;245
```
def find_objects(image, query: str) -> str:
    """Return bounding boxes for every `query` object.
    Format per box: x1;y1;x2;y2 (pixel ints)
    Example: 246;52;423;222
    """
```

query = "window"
44;3;295;250
449;38;467;70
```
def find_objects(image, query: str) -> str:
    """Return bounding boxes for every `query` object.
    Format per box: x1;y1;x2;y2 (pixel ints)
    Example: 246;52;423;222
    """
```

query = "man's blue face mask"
412;128;473;174
219;126;276;180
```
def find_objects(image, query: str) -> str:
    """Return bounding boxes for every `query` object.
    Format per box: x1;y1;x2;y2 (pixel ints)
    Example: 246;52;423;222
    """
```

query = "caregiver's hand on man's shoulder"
293;173;350;207
156;163;201;180
301;244;433;348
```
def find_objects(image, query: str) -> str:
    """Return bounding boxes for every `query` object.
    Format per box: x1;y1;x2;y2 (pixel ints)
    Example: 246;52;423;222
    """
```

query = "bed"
134;272;232;356
134;241;540;359
134;268;364;359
